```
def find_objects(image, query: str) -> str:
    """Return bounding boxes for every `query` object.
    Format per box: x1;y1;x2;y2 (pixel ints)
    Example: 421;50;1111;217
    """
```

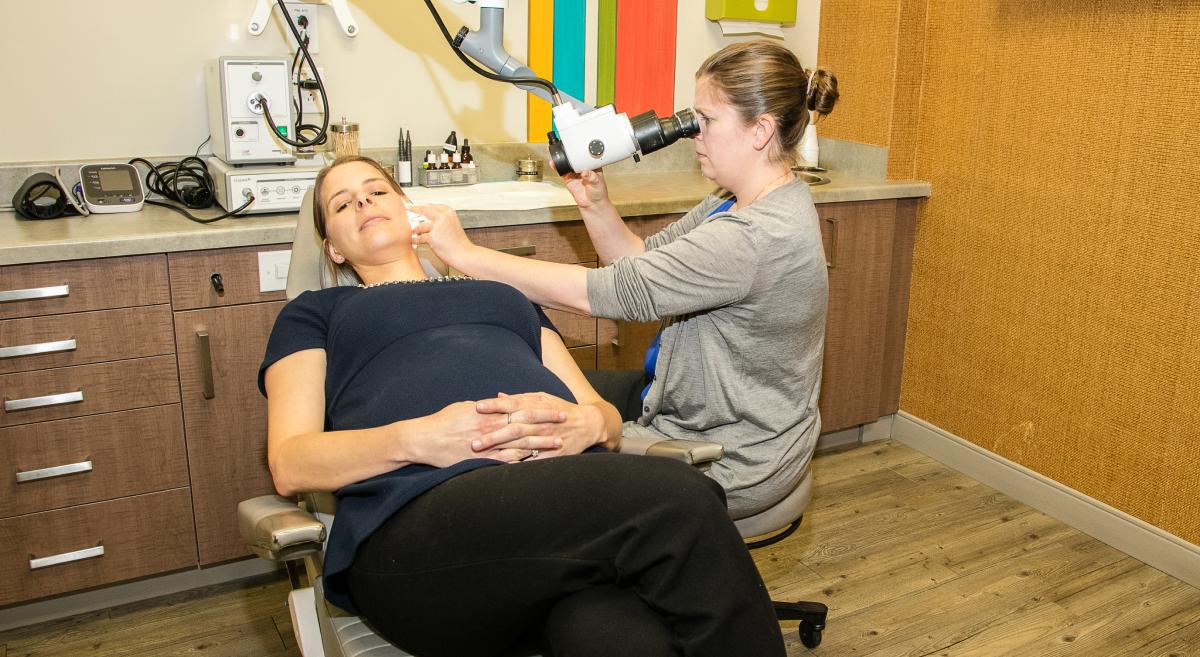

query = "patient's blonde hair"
311;156;410;286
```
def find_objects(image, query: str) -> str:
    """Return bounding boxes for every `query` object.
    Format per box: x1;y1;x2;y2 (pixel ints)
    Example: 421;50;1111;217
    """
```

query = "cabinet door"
818;200;897;432
175;301;285;564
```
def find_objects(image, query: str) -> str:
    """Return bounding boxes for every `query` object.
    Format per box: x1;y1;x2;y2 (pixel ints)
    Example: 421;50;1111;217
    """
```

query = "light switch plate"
259;250;292;292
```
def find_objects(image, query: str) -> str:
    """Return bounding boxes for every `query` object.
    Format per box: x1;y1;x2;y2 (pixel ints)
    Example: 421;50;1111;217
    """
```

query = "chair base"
774;600;828;649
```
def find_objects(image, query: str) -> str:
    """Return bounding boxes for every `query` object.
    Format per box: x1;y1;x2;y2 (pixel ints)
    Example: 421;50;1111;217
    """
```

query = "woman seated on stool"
259;155;788;657
414;40;840;521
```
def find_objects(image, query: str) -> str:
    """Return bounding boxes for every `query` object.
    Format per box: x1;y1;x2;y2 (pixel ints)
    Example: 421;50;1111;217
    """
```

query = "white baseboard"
0;558;281;632
892;411;1200;589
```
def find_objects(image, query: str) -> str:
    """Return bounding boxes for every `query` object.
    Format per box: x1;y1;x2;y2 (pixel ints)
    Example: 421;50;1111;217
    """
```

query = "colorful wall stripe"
527;0;678;140
614;0;678;118
526;0;554;142
595;0;617;106
552;1;586;101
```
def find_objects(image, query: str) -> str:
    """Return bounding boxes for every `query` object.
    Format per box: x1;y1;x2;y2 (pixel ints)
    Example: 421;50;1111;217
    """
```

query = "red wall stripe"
614;0;678;118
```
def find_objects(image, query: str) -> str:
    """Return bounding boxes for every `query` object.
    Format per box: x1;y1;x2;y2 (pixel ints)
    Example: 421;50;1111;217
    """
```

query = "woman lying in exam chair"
257;156;789;657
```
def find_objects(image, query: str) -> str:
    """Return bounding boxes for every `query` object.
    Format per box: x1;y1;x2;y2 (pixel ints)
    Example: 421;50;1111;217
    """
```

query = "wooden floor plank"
3;440;1197;657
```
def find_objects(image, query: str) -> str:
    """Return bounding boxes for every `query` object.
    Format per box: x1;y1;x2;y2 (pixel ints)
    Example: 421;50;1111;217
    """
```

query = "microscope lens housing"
631;108;700;156
548;105;700;175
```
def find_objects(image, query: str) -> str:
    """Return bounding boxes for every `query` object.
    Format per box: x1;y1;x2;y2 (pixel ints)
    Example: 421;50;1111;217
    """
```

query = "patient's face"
320;161;412;266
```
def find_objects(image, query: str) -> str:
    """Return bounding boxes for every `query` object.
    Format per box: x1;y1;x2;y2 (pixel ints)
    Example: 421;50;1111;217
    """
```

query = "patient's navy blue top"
258;278;573;614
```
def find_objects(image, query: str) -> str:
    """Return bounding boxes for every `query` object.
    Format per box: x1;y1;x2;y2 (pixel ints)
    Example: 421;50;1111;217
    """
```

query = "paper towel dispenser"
705;0;797;24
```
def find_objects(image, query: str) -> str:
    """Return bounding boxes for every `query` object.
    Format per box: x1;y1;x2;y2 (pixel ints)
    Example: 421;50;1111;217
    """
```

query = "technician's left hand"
409;204;475;264
474;392;607;460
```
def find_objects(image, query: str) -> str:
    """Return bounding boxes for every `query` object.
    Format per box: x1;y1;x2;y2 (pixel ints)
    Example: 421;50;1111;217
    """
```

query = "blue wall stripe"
552;0;586;101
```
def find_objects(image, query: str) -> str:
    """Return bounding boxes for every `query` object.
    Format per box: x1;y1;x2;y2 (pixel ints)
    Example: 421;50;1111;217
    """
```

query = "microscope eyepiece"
631;108;700;157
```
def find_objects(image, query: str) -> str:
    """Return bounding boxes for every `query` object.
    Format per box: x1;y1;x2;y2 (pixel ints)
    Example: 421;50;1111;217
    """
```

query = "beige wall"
1;0;819;163
819;0;1200;545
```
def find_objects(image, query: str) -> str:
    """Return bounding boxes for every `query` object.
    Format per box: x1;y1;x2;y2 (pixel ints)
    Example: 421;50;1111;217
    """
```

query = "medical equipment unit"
77;163;146;214
207;155;323;215
205;57;297;166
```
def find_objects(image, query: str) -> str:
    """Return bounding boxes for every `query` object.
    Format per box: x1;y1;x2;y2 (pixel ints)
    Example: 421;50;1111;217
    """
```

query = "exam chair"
237;191;827;656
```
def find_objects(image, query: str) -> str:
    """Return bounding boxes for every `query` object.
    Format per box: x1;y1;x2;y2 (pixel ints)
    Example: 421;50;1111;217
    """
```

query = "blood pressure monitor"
78;163;145;214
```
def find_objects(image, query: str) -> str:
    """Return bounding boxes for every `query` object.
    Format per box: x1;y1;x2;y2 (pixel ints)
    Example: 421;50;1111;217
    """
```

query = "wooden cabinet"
0;255;195;605
816;198;918;431
169;247;287;565
466;221;601;369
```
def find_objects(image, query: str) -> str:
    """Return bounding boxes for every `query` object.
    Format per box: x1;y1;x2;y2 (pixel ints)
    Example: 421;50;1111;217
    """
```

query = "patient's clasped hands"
474;392;609;459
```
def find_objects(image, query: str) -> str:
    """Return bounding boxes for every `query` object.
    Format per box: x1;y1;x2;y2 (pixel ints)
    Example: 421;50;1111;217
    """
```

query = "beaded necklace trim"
357;275;473;289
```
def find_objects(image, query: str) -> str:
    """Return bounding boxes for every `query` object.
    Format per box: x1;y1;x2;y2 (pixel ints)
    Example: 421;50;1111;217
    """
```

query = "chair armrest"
618;435;724;466
238;495;327;562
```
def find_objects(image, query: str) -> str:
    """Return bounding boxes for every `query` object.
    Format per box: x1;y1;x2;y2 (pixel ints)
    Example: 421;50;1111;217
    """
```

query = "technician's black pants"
348;453;785;657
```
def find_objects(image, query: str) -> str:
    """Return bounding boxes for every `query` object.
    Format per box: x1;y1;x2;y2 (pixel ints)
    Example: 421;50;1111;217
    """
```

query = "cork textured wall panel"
820;1;1200;544
815;0;901;148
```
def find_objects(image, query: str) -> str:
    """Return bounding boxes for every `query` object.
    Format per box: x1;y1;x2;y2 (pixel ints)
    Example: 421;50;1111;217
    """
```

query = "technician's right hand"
561;169;612;211
410;203;475;267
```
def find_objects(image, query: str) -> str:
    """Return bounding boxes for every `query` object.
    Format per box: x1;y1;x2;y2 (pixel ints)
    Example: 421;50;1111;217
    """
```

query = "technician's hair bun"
807;69;840;117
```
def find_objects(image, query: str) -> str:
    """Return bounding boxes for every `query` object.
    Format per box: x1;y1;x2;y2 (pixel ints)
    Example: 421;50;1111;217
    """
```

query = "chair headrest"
286;188;450;300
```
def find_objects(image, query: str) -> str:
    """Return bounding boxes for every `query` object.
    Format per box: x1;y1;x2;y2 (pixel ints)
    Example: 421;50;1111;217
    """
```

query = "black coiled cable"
127;155;253;225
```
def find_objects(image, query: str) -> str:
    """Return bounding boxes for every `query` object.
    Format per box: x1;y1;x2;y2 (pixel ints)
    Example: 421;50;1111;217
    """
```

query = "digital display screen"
98;169;132;192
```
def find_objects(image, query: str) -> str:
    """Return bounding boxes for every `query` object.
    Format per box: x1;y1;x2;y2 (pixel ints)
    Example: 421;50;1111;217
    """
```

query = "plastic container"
419;167;478;187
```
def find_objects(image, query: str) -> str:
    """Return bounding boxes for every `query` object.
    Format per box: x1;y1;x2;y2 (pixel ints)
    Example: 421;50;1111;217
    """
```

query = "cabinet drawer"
168;245;290;310
0;255;169;320
0;305;175;375
0;405;188;518
467;221;596;264
0;487;196;606
0;356;180;427
544;308;596;348
569;346;596;371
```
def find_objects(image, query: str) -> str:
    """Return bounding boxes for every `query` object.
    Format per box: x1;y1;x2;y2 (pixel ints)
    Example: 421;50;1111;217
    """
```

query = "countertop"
0;170;930;267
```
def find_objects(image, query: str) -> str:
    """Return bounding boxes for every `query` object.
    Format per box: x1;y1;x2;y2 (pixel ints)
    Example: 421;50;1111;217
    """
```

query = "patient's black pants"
348;453;786;657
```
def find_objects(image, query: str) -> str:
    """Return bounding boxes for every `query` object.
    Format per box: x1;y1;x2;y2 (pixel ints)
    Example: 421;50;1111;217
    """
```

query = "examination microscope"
436;0;700;174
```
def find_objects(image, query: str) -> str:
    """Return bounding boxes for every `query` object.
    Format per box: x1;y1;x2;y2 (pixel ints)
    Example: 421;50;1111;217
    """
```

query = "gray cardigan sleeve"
586;209;760;322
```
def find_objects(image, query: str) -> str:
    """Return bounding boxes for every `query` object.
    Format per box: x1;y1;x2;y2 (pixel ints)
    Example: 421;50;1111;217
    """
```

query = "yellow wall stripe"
527;0;554;142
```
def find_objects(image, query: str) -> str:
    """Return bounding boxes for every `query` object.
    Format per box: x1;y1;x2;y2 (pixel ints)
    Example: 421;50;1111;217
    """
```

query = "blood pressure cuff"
11;172;85;220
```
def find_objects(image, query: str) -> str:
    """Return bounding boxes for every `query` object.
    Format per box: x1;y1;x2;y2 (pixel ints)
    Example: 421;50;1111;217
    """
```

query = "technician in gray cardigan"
414;40;840;518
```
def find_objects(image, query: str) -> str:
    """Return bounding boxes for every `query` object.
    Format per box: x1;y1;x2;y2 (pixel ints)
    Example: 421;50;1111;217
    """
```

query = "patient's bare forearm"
269;424;415;496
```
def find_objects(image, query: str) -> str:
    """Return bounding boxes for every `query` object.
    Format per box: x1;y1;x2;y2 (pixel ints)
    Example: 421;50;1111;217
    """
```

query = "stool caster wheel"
799;624;822;648
774;600;828;650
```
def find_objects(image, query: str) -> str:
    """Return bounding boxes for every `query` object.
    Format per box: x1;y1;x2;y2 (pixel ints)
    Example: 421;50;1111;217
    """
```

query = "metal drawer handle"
16;459;93;483
0;284;70;304
499;245;536;257
29;545;105;570
4;390;84;412
197;331;215;400
825;218;839;269
0;338;77;360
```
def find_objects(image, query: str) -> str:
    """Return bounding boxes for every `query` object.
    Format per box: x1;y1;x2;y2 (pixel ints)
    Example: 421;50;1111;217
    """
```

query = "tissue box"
705;0;796;23
418;167;478;187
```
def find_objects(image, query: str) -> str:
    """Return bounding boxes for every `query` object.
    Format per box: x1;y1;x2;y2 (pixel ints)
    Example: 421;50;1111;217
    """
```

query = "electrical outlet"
296;67;326;117
284;2;319;54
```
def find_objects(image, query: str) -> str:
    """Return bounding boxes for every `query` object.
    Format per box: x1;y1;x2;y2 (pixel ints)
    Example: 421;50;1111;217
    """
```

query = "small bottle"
461;139;474;166
439;153;450;170
423;150;434;170
451;152;462;169
442;130;458;156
